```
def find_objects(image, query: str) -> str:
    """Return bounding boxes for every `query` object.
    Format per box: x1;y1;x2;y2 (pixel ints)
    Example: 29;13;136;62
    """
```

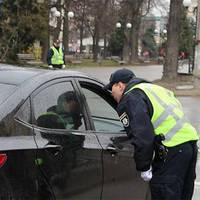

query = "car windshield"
0;83;17;105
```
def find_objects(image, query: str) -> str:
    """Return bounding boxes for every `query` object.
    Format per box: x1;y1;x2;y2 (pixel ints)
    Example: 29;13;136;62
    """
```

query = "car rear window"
0;83;17;104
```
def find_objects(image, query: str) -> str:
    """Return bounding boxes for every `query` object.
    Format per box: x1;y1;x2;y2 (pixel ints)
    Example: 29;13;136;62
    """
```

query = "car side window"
16;98;31;123
12;98;32;136
32;82;85;131
81;87;124;132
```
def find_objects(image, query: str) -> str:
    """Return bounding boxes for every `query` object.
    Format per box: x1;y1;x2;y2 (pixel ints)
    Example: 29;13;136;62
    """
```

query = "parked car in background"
0;64;150;200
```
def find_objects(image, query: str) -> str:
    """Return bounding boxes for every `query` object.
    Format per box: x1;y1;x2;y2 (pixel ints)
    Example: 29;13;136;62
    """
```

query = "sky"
151;0;170;17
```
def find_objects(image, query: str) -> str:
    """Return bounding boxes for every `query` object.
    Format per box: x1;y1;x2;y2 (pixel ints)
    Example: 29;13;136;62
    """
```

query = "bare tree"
163;0;183;80
79;0;117;61
119;0;153;63
63;0;72;55
71;0;87;54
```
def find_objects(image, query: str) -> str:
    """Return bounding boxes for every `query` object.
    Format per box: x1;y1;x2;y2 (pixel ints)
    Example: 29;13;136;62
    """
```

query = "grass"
66;58;120;68
38;58;120;69
23;58;160;69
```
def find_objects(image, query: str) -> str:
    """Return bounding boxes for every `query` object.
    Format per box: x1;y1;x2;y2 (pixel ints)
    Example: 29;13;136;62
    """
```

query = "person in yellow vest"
47;38;65;69
104;68;199;200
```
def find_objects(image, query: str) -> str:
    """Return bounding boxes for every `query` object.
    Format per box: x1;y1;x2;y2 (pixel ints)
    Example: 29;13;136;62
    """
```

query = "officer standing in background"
47;38;65;69
104;68;199;200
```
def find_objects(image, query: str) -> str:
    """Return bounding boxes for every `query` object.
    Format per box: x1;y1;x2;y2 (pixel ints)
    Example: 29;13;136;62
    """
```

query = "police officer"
47;38;65;69
104;68;199;200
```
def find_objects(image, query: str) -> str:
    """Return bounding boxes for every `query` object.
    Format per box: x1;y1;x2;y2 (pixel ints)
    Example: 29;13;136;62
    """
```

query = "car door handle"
106;144;118;155
45;143;63;156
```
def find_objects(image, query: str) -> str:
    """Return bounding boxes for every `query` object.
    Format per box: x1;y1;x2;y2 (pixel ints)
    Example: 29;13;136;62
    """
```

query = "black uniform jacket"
116;78;155;172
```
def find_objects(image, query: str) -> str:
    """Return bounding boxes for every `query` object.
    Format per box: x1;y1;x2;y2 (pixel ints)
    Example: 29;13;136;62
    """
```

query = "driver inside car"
56;91;82;130
37;91;82;130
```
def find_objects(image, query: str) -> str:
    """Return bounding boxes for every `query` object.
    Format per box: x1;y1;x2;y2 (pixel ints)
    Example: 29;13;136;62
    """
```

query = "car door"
0;97;40;199
77;78;151;200
31;78;103;200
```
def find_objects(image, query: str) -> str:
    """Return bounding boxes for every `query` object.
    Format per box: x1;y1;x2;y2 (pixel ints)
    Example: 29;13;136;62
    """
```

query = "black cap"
104;68;135;90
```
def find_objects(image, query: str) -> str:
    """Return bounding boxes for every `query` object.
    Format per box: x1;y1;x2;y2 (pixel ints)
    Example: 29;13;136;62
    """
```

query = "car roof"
0;64;105;120
0;64;98;86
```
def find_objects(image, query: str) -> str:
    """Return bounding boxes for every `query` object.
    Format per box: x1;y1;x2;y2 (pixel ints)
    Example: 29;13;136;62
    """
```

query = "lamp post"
116;22;132;62
57;10;74;42
193;0;200;76
62;10;74;55
37;0;74;61
154;28;167;60
183;0;200;76
51;7;74;55
44;0;74;54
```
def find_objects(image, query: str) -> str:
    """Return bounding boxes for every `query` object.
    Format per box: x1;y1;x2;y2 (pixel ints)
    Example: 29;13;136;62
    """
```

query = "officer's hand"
62;64;66;69
48;65;53;69
141;166;152;182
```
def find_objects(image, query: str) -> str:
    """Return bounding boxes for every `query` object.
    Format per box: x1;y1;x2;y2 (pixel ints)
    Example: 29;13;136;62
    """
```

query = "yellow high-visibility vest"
125;83;199;147
51;46;64;65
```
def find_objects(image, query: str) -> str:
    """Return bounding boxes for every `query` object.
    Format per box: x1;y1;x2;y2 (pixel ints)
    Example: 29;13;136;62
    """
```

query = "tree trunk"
93;20;100;62
123;29;131;63
80;26;84;54
130;16;140;63
63;0;71;55
54;0;62;40
80;0;86;54
63;15;69;55
42;0;49;63
163;0;183;80
103;32;107;59
42;38;49;63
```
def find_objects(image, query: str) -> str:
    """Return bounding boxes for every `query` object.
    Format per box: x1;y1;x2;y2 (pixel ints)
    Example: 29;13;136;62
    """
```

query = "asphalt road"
76;65;200;200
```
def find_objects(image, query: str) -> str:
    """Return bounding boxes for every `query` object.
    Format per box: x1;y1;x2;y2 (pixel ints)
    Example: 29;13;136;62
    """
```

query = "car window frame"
30;77;90;132
14;97;34;130
75;78;125;134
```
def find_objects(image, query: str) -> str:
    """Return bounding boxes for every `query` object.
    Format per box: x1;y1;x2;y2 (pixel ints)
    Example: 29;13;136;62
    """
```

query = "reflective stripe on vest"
51;46;64;65
124;83;199;147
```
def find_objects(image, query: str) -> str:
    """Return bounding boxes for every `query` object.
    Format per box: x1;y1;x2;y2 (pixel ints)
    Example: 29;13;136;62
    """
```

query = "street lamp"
49;8;74;54
64;11;74;54
49;7;60;28
67;11;74;19
126;23;132;29
154;29;159;34
183;0;200;75
116;22;132;29
116;22;132;62
116;22;122;28
153;28;167;62
154;29;167;45
163;29;167;34
56;10;74;39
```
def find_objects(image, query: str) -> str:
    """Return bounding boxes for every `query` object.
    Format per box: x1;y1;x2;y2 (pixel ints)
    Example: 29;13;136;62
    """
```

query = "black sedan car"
0;64;150;200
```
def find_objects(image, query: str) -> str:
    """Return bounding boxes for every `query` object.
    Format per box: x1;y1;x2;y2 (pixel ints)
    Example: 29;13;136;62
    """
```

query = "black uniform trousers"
52;64;62;69
150;141;198;200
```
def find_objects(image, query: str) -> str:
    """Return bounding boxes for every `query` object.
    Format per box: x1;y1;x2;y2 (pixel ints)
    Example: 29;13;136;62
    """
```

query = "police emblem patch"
119;112;129;127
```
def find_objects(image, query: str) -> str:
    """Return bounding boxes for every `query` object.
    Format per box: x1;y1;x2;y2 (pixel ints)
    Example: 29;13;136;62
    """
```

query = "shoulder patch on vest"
119;112;129;127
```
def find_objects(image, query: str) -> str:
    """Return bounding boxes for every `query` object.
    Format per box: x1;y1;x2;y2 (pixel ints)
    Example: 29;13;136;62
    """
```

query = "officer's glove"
62;64;66;69
48;65;53;69
141;166;152;182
